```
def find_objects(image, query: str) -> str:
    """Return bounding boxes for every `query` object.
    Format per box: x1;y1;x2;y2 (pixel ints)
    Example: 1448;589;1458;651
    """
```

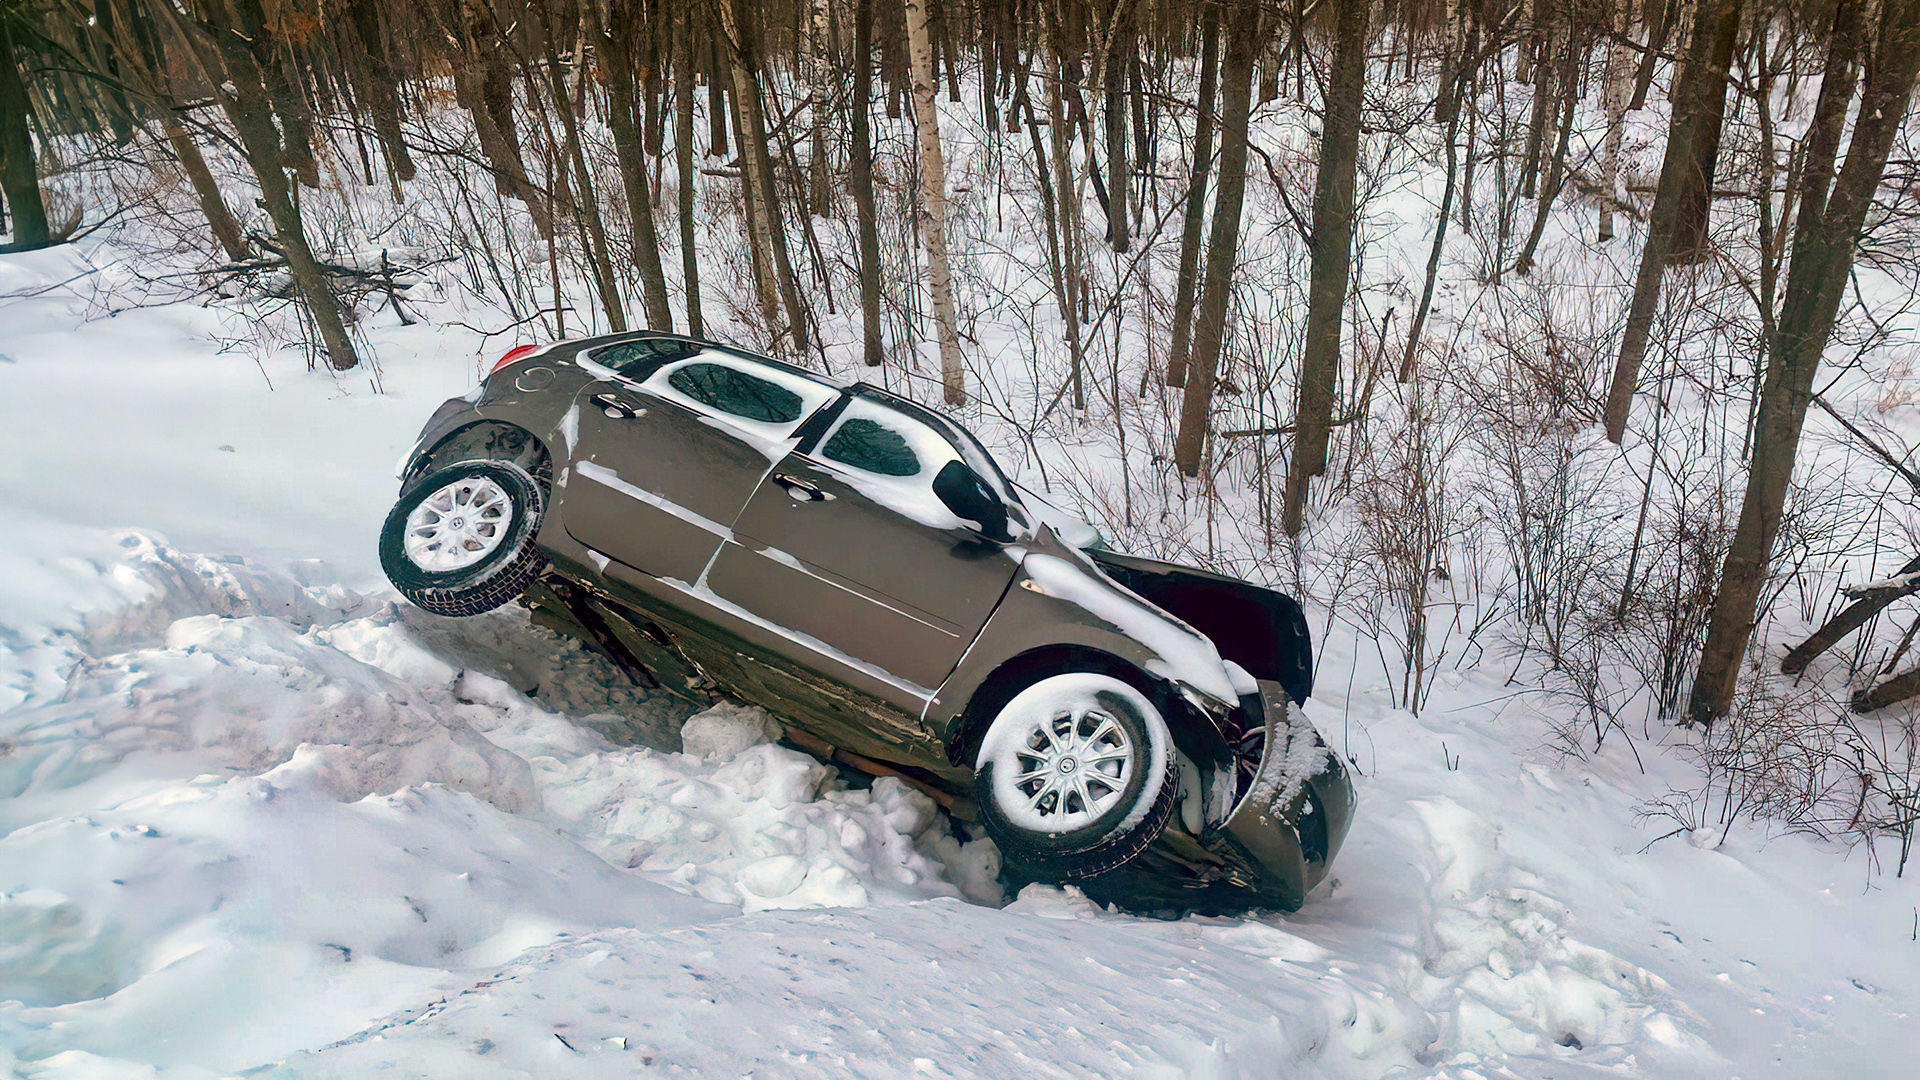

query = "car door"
557;341;838;583
704;395;1022;698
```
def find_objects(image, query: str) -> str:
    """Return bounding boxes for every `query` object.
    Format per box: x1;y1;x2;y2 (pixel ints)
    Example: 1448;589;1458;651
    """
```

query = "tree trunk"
1047;43;1086;405
1518;17;1554;200
1280;0;1368;533
706;26;728;158
231;0;320;189
905;0;966;404
1515;31;1582;274
160;0;358;369
1598;1;1630;242
853;0;884;365
808;0;832;217
1781;552;1920;675
0;16;51;250
348;0;414;184
1166;2;1221;388
1103;6;1130;253
1669;0;1746;261
1018;67;1073;391
161;118;249;261
446;25;552;236
716;0;786;347
1173;0;1260;478
1434;0;1461;124
1601;0;1744;444
599;0;673;331
89;0;135;145
538;6;627;334
1630;0;1681;110
1399;97;1464;382
1687;0;1919;726
676;4;705;338
742;51;812;354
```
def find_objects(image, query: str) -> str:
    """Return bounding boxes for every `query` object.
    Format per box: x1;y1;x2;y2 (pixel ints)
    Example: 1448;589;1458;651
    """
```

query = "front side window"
822;417;920;476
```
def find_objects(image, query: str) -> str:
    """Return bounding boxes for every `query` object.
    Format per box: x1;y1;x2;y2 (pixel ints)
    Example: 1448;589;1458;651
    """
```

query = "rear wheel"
380;460;546;616
973;673;1176;880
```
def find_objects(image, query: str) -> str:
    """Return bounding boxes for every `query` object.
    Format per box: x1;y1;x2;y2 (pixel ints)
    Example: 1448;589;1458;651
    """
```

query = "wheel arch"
946;645;1231;774
405;420;554;494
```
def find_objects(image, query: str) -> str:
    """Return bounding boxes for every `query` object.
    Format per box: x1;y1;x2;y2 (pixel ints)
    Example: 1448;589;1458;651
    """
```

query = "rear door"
704;395;1022;698
557;340;838;583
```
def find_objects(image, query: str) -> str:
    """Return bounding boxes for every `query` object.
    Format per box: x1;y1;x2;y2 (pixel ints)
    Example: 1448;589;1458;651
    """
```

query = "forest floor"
4;224;1920;1079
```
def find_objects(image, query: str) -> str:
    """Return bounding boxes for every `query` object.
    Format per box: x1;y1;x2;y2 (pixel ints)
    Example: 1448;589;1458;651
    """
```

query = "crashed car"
380;331;1353;912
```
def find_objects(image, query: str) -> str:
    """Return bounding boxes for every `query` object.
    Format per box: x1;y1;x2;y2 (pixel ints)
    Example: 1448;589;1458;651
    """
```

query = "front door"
704;395;1022;699
558;341;839;583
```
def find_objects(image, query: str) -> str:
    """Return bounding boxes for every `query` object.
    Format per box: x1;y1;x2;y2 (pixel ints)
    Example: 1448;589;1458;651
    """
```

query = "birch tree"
905;0;967;404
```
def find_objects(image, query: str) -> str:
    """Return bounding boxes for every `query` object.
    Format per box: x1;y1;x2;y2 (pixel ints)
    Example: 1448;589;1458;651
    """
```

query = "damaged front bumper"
1081;680;1355;915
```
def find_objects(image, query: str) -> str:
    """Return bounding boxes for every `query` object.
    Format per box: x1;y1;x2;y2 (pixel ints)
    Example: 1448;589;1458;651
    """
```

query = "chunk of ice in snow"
680;703;783;762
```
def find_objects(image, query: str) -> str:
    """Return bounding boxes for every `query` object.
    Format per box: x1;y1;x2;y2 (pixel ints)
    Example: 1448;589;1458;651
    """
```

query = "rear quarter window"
587;338;700;377
667;362;804;423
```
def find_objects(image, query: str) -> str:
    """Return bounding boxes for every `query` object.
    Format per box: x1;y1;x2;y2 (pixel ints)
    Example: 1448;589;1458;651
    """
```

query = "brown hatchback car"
381;331;1353;912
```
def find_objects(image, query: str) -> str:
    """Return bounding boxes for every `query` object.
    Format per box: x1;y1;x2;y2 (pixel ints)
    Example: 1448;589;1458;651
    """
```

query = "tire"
380;460;547;617
973;673;1177;881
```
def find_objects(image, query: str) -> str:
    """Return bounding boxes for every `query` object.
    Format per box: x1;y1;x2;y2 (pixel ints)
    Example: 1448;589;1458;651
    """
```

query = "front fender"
928;535;1241;768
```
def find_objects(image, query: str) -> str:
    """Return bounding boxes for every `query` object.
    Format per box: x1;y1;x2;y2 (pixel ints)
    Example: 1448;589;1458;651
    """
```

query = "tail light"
490;343;541;374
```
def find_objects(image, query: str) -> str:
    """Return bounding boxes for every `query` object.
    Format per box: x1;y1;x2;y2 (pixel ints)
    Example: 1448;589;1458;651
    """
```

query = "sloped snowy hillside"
5;238;1920;1079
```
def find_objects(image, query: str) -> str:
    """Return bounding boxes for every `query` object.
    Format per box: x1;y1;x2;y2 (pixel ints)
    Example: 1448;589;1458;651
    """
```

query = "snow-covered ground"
5;236;1920;1080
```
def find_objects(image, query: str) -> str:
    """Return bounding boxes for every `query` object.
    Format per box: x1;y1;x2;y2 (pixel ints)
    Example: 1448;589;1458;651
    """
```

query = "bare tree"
1601;0;1745;444
0;9;52;250
153;0;360;369
853;0;884;365
597;0;673;331
1173;0;1261;477
1281;0;1370;532
675;4;704;337
1689;0;1920;726
715;0;786;345
1166;1;1220;388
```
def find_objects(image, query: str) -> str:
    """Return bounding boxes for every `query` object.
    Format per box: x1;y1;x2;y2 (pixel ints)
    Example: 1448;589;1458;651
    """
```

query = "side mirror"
933;460;1013;543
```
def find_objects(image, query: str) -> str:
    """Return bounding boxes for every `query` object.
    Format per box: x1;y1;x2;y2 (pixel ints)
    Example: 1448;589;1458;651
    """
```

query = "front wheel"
379;460;547;617
973;673;1176;880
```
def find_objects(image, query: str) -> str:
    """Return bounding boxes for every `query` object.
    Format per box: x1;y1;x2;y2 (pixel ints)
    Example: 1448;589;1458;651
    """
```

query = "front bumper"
1080;680;1355;914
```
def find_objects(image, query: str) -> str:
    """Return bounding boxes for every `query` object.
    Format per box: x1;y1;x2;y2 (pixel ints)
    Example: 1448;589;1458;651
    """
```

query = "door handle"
592;392;636;419
773;473;831;502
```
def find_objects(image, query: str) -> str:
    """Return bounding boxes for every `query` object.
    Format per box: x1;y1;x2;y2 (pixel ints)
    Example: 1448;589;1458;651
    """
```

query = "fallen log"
1854;666;1920;713
1782;552;1920;675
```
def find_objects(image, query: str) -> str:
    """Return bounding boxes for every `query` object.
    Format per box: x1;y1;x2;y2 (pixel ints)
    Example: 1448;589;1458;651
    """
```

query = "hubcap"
1006;707;1134;828
403;476;514;572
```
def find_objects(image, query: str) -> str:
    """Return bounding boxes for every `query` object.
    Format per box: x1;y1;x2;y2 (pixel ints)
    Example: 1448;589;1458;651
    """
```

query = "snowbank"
0;530;999;1075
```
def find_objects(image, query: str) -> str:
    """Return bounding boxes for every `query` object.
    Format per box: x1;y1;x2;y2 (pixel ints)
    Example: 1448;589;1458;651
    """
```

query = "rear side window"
822;418;919;476
588;338;699;376
668;363;803;423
